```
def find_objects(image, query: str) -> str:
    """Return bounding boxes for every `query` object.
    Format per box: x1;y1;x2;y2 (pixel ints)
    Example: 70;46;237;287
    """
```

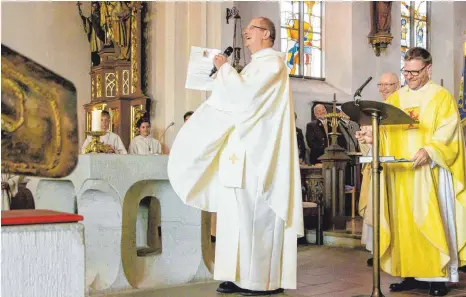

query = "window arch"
280;1;323;79
400;1;430;85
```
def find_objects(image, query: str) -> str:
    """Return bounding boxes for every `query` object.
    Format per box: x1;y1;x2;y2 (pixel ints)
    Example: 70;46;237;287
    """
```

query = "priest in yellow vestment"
168;17;303;296
356;47;465;297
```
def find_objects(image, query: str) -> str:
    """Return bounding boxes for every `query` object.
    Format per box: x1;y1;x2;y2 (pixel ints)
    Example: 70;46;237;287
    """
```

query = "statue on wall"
77;1;134;62
100;1;133;60
370;1;392;35
368;1;393;56
77;2;105;66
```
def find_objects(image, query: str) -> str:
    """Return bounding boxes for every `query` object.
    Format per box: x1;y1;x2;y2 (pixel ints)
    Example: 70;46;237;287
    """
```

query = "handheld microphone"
209;46;234;77
353;76;373;99
155;122;175;155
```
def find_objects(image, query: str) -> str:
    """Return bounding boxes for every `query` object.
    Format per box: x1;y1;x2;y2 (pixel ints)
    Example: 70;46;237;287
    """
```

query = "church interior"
1;1;466;297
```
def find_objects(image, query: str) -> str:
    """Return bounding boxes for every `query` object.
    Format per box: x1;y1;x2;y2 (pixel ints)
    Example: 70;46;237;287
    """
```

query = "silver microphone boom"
155;122;175;155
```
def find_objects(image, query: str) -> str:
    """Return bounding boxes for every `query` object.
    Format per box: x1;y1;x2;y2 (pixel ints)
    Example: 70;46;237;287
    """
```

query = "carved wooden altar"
300;164;324;244
80;1;149;149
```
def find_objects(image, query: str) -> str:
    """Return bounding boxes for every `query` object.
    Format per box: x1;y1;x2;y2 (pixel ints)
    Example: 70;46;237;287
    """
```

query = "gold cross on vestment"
229;154;238;164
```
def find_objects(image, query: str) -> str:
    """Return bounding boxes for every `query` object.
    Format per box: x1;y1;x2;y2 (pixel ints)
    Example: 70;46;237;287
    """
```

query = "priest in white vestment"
129;118;162;155
168;17;303;296
80;110;127;154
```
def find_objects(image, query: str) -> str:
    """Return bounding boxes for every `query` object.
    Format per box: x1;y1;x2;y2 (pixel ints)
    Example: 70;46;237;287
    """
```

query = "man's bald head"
378;72;400;101
313;104;327;120
244;17;275;53
257;17;276;45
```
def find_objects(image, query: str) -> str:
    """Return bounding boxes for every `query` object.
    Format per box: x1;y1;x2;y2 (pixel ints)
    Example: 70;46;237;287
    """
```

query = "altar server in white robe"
168;17;303;296
129;118;162;155
81;110;127;154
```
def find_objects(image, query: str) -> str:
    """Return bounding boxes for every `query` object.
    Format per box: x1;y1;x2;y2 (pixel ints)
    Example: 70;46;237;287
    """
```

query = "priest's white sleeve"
128;139;137;154
114;134;127;154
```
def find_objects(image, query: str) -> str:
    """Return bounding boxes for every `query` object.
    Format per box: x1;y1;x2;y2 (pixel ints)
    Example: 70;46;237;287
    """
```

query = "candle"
91;110;102;131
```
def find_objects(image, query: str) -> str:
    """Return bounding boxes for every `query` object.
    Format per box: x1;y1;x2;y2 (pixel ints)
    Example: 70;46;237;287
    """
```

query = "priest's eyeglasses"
401;65;427;77
246;25;268;31
377;83;396;88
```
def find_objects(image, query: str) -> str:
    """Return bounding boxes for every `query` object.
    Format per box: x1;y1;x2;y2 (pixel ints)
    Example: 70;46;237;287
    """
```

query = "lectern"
341;100;417;297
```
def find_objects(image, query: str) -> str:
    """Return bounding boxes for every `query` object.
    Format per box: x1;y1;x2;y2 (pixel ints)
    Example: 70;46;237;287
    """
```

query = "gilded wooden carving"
96;74;102;97
130;6;138;94
109;107;119;133
130;104;145;139
91;77;95;99
1;45;78;177
115;71;119;96
123;69;130;95
105;72;116;97
80;2;149;149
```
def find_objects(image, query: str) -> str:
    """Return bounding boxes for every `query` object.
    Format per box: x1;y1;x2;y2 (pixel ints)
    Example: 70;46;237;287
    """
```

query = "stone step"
305;229;363;249
346;217;363;234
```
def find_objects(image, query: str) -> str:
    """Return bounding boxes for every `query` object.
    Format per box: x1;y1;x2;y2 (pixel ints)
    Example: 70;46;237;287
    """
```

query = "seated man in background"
81;110;127;154
183;111;194;123
306;104;347;165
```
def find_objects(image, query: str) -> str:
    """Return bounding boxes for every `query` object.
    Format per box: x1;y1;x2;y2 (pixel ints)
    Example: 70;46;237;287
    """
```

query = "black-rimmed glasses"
401;65;428;77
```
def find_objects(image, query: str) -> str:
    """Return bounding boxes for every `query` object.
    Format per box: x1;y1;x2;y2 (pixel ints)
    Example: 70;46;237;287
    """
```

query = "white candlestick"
91;110;102;131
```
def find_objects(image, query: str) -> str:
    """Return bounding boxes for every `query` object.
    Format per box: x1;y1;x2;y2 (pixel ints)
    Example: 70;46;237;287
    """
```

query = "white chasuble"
168;48;304;291
129;135;162;155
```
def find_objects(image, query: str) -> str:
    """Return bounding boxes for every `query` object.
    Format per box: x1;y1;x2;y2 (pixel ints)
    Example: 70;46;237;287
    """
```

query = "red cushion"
1;210;83;226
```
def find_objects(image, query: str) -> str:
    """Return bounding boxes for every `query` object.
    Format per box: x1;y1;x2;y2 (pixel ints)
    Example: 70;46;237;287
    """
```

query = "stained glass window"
400;1;430;85
280;1;323;79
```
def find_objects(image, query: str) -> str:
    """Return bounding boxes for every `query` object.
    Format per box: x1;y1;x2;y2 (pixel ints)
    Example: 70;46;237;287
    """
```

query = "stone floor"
99;245;466;297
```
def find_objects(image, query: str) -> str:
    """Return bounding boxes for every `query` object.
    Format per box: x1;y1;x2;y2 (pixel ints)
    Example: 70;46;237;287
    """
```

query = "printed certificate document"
185;46;221;91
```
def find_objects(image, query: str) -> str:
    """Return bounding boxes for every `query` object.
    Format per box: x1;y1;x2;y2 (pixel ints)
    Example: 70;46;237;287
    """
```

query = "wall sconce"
368;1;393;56
226;7;239;24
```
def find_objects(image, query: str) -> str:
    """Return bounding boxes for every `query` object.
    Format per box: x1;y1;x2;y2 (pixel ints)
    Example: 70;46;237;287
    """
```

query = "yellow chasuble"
378;82;466;278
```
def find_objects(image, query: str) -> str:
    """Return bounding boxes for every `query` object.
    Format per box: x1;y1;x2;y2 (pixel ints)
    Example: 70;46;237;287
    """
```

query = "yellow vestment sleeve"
422;90;466;266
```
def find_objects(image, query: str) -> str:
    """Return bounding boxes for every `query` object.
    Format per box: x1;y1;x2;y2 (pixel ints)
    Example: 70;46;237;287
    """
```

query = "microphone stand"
154;122;174;155
354;77;373;105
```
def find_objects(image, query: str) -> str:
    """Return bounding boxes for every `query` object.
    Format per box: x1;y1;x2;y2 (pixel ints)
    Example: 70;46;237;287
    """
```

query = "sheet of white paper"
185;46;222;91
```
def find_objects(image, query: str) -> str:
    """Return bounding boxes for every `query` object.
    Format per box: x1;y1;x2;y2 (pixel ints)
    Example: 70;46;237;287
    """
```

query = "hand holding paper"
185;46;222;91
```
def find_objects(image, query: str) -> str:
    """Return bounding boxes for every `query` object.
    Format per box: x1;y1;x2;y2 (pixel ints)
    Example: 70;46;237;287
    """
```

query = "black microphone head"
224;46;234;57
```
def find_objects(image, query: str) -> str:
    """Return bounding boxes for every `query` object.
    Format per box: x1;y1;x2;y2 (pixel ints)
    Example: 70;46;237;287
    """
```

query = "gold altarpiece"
79;1;149;149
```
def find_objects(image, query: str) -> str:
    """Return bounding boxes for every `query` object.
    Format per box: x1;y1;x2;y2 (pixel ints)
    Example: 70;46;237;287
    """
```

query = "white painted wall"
1;2;91;197
1;2;90;146
237;1;281;64
430;1;466;97
147;2;226;152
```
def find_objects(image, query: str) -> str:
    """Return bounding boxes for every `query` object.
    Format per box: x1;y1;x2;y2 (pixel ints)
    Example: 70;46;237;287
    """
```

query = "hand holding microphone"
210;46;234;77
